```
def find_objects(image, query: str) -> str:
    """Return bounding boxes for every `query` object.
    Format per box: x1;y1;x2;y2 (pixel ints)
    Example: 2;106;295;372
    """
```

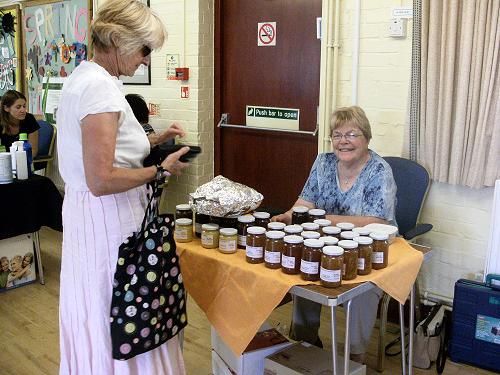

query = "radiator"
46;144;65;191
485;180;500;276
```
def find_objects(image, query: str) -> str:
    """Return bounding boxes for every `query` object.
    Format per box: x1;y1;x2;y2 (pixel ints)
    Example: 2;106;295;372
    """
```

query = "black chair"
33;120;56;175
377;156;433;371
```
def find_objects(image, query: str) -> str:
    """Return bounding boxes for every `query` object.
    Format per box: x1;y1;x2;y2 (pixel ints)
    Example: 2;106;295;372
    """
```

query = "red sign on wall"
181;86;189;99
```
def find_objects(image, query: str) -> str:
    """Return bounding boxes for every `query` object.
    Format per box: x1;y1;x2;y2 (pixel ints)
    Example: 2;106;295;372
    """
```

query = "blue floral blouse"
300;150;397;225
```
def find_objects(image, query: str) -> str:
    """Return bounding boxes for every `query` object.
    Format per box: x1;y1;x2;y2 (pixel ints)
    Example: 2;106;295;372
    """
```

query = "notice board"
23;0;91;114
0;5;23;96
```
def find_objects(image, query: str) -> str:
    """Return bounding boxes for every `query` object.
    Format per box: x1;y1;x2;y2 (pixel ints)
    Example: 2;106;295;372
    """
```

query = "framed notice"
0;5;23;96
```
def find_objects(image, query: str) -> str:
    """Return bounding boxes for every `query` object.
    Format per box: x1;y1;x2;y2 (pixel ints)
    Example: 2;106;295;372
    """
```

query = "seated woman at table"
0;90;39;156
272;105;397;364
125;93;185;148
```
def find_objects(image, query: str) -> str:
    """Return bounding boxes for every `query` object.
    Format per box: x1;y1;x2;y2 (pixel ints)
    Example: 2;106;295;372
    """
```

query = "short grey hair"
330;106;372;141
91;0;167;56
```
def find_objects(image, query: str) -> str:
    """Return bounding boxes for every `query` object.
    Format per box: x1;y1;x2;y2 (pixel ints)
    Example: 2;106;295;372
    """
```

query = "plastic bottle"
18;133;33;175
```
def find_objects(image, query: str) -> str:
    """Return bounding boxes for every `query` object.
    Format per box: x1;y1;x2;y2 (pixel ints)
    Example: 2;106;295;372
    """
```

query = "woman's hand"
161;146;190;175
271;212;292;225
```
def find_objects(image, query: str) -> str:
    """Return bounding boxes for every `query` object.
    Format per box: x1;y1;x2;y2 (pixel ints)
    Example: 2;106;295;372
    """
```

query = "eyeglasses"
331;132;363;142
141;45;152;57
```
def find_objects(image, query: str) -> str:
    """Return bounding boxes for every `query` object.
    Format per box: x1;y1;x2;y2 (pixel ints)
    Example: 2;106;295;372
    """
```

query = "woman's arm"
325;214;387;227
28;130;39;157
271;198;315;225
82;112;189;196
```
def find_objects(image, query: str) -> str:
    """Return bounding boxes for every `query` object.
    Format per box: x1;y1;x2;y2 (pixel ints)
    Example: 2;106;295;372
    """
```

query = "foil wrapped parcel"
189;175;263;217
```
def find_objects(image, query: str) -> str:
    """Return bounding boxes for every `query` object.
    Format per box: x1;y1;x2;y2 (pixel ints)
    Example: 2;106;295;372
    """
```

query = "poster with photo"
0;234;36;292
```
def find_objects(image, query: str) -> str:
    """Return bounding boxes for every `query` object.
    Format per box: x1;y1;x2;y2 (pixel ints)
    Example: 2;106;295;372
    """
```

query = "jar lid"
338;239;358;249
292;205;309;213
322;226;341;235
304;238;324;248
321;236;339;246
370;232;389;240
354;236;373;245
284;224;303;234
314;219;332;227
175;218;192;225
202;223;219;231
353;227;371;236
309;208;326;216
301;222;320;231
340;231;357;240
268;222;286;231
301;231;321;239
284;235;304;244
336;222;355;230
238;214;256;223
323;245;344;256
220;228;237;236
247;226;266;235
253;211;270;219
266;230;285;239
176;204;191;211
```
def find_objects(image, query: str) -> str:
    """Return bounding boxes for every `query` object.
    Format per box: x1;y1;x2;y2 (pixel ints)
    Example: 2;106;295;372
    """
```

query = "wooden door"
215;0;321;212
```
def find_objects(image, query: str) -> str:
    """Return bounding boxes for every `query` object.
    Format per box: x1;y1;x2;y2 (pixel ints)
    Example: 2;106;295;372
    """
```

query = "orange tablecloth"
178;237;423;355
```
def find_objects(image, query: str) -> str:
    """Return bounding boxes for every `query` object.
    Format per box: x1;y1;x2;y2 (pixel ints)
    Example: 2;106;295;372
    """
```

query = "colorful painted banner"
0;6;22;96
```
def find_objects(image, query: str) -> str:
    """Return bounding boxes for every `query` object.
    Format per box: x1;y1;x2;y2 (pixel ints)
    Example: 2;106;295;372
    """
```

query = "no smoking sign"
257;22;276;46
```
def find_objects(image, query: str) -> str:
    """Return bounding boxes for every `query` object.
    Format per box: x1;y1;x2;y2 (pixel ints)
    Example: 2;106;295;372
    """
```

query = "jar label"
300;260;319;274
238;234;247;247
320;267;341;282
220;239;236;251
201;233;214;246
282;255;295;269
246;246;263;258
175;228;188;240
357;258;365;270
264;251;281;264
372;251;384;264
342;263;346;276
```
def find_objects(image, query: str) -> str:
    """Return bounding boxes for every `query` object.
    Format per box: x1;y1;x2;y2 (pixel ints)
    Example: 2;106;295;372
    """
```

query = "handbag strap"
140;175;166;231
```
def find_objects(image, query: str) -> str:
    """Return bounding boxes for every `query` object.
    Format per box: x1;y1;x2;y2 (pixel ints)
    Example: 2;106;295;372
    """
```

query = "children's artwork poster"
0;5;23;96
23;0;90;114
0;234;37;292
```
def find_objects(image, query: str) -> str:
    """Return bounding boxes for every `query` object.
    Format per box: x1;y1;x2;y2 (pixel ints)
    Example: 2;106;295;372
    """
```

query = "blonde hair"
91;0;167;56
330;106;372;141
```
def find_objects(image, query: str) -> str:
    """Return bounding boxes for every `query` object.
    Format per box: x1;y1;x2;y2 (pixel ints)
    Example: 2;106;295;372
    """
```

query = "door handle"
217;113;317;136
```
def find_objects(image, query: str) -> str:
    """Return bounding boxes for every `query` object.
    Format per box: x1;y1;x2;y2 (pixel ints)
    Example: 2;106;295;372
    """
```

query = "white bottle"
16;150;28;180
10;144;17;176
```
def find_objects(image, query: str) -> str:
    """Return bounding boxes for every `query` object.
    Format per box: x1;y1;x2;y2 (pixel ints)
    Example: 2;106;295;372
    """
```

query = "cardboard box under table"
178;238;428;375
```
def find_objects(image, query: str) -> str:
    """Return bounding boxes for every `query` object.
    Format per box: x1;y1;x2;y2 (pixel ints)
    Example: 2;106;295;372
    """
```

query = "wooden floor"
0;228;494;375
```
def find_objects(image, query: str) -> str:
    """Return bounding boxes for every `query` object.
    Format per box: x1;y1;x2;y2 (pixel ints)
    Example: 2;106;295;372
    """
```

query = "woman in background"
0;90;39;155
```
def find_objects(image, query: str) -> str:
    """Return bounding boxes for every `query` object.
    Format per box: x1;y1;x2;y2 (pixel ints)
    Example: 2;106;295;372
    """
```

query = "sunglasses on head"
141;45;152;57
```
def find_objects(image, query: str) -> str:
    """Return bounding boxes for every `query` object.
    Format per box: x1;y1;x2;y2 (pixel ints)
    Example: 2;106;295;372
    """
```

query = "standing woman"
0;90;39;156
57;0;189;374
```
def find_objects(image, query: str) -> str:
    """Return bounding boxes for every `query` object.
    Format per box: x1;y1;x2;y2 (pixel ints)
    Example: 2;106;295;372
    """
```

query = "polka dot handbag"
110;180;187;360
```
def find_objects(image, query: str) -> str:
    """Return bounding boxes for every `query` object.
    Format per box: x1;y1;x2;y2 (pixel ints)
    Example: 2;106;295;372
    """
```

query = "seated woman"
125;93;185;147
272;105;397;364
0;90;39;156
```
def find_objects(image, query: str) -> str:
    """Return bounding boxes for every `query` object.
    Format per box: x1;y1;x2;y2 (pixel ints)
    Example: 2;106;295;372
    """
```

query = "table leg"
33;231;44;285
399;302;406;375
408;285;415;375
331;306;338;375
344;299;351;375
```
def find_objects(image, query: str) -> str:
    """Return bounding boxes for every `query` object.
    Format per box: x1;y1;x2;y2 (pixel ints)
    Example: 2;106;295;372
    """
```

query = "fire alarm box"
175;67;189;80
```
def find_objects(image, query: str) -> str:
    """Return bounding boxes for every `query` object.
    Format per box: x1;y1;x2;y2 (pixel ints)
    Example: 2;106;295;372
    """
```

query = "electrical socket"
389;18;406;38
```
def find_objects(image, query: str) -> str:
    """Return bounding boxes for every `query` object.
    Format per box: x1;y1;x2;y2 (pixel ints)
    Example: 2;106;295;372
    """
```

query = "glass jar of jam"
175;204;193;221
308;208;326;221
237;215;255;249
264;230;285;269
194;212;209;238
300;238;324;281
253;211;271;228
201;223;220;249
301;231;321;240
370;232;389;269
291;206;309;224
267;222;286;231
246;226;266;263
320;245;344;288
222;216;238;230
284;224;303;236
281;235;304;275
353;227;371;237
321;236;339;246
354;236;373;275
338;240;358;280
336;222;355;232
175;218;193;243
219;228;237;254
340;231;357;240
301;222;320;232
322;226;341;239
314;219;332;235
